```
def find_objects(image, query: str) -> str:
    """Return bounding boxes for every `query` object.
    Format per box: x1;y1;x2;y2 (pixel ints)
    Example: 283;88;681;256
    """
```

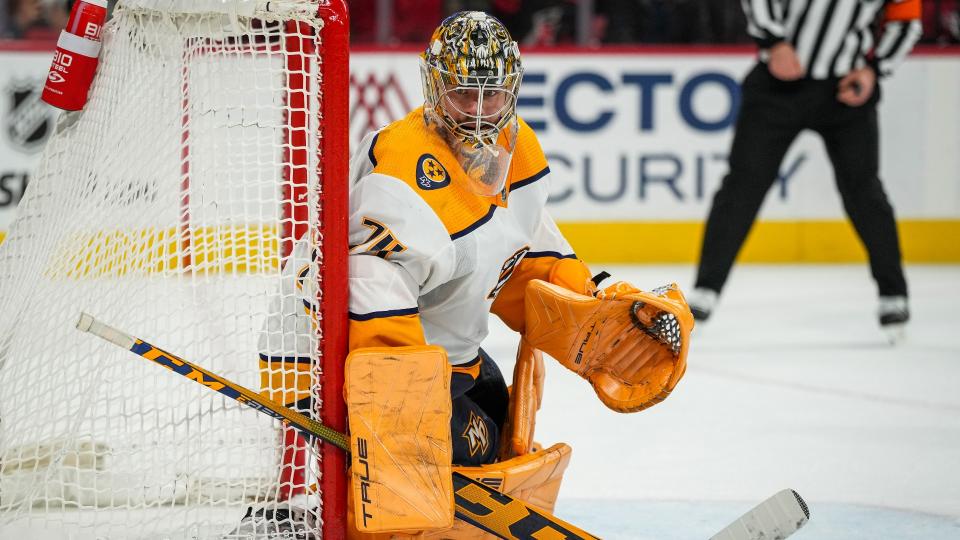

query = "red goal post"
314;1;349;537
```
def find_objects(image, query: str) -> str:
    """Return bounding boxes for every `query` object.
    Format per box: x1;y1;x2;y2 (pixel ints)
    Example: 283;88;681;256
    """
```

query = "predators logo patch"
416;154;451;190
461;411;489;457
487;246;529;299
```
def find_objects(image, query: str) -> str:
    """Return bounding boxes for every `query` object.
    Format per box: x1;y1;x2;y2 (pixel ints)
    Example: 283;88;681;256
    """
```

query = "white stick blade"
710;489;810;540
75;312;137;350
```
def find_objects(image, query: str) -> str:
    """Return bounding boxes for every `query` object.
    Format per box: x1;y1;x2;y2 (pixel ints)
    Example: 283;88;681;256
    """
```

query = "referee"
688;0;922;342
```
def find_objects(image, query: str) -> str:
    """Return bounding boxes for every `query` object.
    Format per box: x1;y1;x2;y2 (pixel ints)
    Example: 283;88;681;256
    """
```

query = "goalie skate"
224;499;319;540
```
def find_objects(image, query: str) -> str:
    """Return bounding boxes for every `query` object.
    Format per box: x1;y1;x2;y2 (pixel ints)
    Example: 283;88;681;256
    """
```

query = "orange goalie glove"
523;279;693;413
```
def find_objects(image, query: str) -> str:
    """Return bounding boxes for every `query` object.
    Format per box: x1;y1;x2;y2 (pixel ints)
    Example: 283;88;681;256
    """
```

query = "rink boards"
1;44;958;261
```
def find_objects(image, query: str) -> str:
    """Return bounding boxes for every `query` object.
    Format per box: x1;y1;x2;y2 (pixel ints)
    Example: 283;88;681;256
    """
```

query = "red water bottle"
41;0;109;111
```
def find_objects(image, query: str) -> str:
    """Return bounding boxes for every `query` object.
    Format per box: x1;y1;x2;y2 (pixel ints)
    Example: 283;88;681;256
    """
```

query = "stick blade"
710;489;810;540
76;312;136;349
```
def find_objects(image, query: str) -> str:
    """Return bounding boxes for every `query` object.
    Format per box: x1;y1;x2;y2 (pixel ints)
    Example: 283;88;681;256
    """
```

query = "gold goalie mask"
420;11;523;197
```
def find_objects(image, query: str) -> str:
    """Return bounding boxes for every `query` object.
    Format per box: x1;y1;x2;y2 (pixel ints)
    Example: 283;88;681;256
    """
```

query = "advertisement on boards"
1;46;958;260
0;51;60;233
349;51;959;222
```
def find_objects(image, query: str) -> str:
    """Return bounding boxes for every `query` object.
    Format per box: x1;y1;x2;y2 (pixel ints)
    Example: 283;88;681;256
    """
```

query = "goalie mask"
420;11;523;197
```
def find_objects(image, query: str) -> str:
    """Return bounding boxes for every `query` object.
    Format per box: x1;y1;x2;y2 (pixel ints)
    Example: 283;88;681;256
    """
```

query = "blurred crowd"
3;0;959;44
351;0;754;45
2;0;72;39
354;0;959;46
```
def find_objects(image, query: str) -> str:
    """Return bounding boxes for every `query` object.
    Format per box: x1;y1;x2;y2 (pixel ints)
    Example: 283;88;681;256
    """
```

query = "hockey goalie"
254;11;693;538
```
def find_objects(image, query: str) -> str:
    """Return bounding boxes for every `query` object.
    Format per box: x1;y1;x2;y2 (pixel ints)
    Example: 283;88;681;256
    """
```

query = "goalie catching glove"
523;280;693;413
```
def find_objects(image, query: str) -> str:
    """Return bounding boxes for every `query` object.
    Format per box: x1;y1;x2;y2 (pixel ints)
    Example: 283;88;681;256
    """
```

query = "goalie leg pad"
499;338;544;460
345;346;454;534
524;279;692;413
422;443;573;539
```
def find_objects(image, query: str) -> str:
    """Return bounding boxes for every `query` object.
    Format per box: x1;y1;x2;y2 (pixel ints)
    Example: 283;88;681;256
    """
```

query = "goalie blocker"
344;346;455;534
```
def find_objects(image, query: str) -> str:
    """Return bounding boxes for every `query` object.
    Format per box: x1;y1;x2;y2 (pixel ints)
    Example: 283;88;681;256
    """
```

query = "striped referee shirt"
742;0;922;79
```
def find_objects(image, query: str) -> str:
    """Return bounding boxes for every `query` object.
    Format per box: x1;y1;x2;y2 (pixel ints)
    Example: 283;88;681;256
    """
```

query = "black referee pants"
695;63;908;298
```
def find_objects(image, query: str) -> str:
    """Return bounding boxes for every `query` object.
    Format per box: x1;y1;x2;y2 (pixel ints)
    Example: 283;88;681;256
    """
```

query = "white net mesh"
0;1;338;538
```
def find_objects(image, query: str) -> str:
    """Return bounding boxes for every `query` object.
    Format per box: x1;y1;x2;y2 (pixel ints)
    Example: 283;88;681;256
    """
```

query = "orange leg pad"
347;443;573;540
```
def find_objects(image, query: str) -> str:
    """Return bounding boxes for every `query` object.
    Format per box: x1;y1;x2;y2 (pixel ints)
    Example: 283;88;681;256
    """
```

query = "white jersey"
261;107;575;367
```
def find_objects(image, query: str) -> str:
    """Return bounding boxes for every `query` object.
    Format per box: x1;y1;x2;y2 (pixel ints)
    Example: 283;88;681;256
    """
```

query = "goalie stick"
76;313;809;540
709;489;810;540
75;313;598;540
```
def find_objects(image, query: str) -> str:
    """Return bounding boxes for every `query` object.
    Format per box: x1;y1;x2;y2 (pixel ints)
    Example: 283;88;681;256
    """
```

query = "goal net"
0;1;349;538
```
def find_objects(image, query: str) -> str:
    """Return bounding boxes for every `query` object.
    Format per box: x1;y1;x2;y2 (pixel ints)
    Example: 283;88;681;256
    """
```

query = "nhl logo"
5;79;54;154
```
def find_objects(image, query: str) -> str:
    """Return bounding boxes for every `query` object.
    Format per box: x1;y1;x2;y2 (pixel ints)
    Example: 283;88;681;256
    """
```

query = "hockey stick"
709;489;810;540
76;313;598;540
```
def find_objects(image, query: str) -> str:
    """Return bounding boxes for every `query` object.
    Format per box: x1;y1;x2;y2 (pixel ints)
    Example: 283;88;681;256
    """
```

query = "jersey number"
350;217;407;259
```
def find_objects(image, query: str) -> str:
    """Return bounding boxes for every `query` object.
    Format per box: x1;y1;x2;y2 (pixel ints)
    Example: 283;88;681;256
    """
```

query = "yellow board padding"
1;219;956;269
0;225;281;278
557;219;960;263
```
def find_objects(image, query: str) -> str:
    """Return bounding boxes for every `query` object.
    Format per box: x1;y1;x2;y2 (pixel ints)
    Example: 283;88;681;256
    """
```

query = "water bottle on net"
41;0;109;111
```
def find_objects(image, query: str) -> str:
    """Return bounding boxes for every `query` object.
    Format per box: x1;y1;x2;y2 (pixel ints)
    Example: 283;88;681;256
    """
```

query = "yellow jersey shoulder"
508;117;549;191
368;109;549;238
